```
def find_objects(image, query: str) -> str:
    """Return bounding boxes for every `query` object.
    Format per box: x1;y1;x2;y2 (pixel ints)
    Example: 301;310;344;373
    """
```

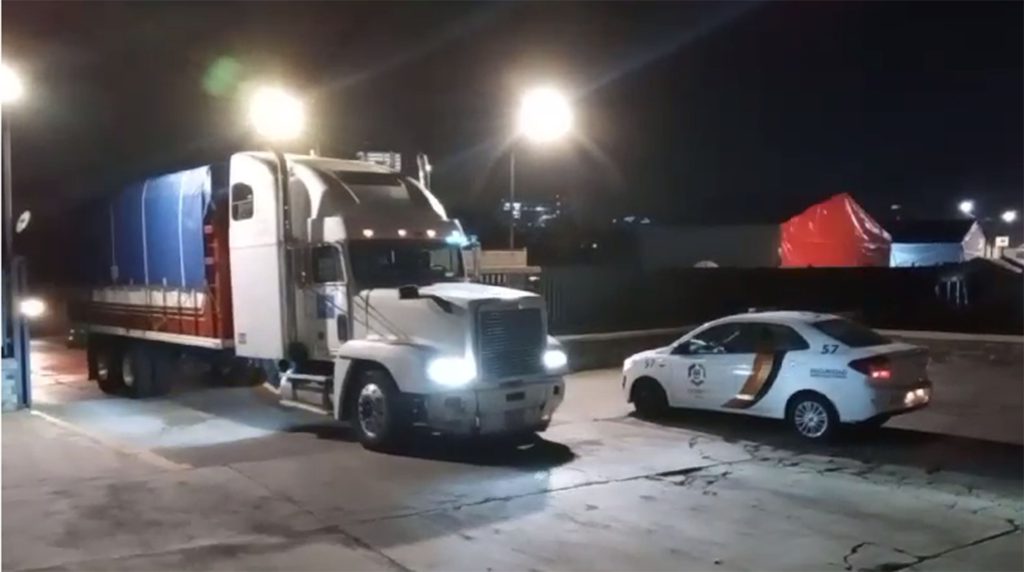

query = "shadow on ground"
289;422;578;470
642;408;1024;482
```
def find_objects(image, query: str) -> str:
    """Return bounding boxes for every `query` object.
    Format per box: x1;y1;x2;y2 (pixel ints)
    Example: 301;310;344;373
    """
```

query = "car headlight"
427;357;476;387
543;349;568;370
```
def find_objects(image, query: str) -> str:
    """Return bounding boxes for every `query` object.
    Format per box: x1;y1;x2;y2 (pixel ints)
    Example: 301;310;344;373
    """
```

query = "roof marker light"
445;231;468;247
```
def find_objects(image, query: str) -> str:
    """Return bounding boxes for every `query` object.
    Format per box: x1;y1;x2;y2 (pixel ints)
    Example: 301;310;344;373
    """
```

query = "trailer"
72;153;567;449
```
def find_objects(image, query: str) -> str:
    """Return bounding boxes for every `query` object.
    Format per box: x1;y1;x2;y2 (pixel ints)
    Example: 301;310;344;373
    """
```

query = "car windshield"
812;318;890;347
349;239;464;288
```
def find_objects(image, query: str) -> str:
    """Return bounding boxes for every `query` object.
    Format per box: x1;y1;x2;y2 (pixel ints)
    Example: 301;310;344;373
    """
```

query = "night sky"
4;1;1022;231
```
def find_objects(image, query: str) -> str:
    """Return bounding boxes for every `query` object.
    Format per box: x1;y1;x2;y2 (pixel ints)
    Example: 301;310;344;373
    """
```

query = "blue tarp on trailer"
101;166;212;288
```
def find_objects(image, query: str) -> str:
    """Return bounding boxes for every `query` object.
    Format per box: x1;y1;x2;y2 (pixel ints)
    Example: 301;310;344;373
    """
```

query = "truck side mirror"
398;285;419;300
336;315;348;340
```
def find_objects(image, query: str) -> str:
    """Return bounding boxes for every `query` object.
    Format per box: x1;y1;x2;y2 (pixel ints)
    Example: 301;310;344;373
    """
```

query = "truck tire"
122;343;162;398
348;368;408;451
93;340;126;395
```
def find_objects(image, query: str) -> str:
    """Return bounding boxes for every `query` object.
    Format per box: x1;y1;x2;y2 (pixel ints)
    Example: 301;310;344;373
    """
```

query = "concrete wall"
558;327;1024;378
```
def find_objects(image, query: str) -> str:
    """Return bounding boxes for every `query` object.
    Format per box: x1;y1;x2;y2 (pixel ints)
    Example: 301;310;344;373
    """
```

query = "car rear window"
812;318;889;348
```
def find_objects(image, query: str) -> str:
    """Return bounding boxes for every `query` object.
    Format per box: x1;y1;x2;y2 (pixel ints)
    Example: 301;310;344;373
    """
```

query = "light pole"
509;86;573;249
246;85;306;359
2;63;24;285
1;62;28;409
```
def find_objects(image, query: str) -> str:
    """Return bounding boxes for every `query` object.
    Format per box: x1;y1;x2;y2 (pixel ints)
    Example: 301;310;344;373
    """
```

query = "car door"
304;243;350;360
714;322;810;414
666;323;758;409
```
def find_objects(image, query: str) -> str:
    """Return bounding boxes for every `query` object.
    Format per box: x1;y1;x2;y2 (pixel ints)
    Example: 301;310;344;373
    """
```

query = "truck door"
305;243;350;360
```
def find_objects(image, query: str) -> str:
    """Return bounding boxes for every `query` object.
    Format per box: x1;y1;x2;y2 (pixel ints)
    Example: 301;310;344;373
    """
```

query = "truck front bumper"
413;377;565;436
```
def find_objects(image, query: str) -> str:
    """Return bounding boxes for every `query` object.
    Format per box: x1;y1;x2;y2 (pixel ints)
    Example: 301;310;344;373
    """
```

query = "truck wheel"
786;392;839;441
94;342;126;395
123;343;161;398
349;368;408;451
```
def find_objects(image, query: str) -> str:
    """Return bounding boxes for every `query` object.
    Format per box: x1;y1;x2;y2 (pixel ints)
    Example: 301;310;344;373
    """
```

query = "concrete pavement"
2;340;1021;571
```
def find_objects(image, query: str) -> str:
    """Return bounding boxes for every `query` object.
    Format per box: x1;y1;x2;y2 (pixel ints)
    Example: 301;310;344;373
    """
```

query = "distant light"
591;242;598;249
397;229;407;237
1001;210;1018;224
1;63;24;105
247;85;306;142
958;200;975;216
425;164;433;173
890;204;901;211
517;86;573;144
362;229;374;238
426;229;437;238
19;297;45;319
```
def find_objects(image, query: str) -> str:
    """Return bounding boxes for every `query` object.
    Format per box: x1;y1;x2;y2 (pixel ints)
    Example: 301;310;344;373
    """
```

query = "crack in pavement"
225;466;413;572
842;519;1022;572
356;460;742;525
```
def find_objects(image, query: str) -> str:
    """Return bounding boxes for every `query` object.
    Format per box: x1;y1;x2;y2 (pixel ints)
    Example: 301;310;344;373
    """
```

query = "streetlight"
1001;210;1018;224
246;84;306;358
1;64;25;105
248;85;306;143
507;86;574;248
958;199;975;217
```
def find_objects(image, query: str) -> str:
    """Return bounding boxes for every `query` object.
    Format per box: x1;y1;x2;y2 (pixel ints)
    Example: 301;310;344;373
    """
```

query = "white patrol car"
622;311;932;440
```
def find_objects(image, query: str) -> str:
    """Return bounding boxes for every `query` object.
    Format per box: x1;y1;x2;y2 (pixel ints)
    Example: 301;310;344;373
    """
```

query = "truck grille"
477;308;544;380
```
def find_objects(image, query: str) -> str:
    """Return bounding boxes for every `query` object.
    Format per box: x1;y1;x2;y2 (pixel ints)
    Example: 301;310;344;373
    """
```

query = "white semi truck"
72;152;567;449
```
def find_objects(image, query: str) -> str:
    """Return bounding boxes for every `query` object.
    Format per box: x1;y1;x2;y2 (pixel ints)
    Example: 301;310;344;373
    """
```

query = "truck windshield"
349;239;464;288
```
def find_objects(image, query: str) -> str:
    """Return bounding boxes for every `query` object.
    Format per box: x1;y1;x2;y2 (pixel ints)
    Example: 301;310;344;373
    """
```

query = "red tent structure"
780;193;891;267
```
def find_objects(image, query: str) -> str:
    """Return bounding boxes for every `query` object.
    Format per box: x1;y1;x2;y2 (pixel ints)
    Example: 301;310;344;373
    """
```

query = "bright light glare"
958;200;975;216
445;231;468;247
1;63;24;105
397;229;408;237
543;349;568;370
517;86;573;144
426;229;437;238
19;298;46;319
1001;210;1018;223
427;357;476;387
247;85;306;142
362;229;374;238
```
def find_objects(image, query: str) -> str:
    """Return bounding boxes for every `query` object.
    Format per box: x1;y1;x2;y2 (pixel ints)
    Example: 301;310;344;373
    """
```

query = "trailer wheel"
94;342;125;395
123;343;162;398
348;368;408;451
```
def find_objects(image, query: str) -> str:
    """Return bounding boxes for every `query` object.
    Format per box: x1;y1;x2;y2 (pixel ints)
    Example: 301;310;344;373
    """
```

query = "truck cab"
228;153;566;449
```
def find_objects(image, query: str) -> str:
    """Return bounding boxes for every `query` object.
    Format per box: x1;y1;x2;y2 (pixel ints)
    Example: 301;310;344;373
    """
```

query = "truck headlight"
427;357;476;387
543;349;568;370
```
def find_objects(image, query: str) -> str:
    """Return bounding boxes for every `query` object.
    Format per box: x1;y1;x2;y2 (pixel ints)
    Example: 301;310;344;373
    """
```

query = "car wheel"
348;368;408;451
632;378;669;419
94;342;125;395
787;393;839;441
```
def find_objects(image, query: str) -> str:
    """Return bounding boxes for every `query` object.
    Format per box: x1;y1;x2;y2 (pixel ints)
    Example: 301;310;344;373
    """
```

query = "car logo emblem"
688;363;706;386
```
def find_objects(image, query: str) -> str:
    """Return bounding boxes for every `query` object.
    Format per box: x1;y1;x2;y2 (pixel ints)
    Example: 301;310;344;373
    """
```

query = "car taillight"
849;356;892;380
